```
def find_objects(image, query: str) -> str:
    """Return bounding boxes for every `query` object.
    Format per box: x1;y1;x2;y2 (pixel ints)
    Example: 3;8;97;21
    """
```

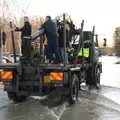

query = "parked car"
8;53;21;62
2;56;13;63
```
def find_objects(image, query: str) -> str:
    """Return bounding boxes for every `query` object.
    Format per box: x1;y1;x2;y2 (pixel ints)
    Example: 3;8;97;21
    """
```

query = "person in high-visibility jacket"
68;47;74;56
77;48;90;58
68;47;74;61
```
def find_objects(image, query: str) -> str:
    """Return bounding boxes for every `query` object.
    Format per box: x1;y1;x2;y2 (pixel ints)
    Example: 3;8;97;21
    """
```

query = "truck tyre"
69;74;79;104
7;92;14;100
7;92;27;102
86;67;93;86
86;66;101;89
94;66;101;89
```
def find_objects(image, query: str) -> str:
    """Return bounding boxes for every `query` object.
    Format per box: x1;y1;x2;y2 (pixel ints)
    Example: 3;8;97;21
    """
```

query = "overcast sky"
13;0;120;46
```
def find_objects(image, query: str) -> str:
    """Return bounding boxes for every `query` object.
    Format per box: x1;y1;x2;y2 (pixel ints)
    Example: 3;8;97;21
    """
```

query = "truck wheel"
69;74;79;104
86;68;93;86
86;66;101;89
7;92;14;100
94;67;101;89
7;92;27;102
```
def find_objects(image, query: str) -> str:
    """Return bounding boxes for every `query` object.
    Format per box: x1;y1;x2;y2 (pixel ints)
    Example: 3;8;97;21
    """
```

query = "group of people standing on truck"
14;15;71;63
14;15;90;64
39;15;73;63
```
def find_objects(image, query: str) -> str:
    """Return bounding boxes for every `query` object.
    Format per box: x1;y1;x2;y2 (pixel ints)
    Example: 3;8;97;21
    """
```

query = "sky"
11;0;120;46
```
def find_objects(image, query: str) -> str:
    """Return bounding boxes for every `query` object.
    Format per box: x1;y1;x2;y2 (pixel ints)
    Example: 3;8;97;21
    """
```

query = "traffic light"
103;38;107;47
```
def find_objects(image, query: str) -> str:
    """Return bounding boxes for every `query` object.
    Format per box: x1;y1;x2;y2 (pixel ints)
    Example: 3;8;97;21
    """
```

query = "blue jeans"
60;47;68;62
47;35;61;62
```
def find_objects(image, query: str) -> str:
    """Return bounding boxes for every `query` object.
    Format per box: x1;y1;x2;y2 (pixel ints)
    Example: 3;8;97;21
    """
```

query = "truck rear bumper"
4;85;28;96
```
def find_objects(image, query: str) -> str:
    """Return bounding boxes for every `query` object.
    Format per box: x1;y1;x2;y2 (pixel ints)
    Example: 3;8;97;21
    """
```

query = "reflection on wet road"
1;86;120;120
0;95;55;120
0;90;67;120
61;87;120;120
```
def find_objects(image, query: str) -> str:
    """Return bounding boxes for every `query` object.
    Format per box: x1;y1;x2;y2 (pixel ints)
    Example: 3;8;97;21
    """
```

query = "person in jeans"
40;16;61;63
58;22;70;63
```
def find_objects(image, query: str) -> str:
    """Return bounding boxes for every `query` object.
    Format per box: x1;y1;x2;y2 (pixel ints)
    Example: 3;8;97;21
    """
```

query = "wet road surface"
0;86;120;120
0;90;64;120
61;86;120;120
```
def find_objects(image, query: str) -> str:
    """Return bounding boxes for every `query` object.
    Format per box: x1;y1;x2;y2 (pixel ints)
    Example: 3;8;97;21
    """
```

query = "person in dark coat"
15;16;32;58
40;16;61;63
0;23;6;63
0;30;6;47
58;21;70;63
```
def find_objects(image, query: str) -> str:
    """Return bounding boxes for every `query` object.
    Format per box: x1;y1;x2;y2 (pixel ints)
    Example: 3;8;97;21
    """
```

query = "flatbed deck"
38;63;90;70
0;63;91;70
0;63;19;69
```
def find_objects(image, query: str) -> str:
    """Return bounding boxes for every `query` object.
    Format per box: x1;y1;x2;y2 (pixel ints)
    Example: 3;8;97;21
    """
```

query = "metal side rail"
39;63;73;70
39;63;84;71
0;63;19;69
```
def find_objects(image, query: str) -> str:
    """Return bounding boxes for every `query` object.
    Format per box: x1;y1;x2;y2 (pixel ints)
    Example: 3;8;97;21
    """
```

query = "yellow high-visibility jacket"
77;48;89;57
68;47;74;56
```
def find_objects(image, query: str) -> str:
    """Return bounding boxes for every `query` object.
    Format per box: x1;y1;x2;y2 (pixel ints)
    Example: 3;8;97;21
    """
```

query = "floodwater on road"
0;90;67;120
1;86;120;120
0;56;120;120
61;87;120;120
